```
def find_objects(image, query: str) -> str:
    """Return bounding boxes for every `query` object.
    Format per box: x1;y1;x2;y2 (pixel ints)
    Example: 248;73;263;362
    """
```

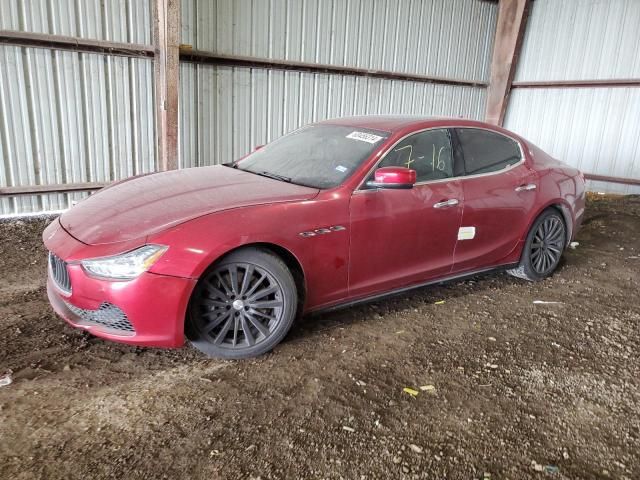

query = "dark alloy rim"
191;263;284;349
531;216;565;274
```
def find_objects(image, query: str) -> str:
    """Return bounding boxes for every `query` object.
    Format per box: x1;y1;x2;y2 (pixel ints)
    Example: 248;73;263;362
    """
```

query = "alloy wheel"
530;216;565;274
190;263;285;349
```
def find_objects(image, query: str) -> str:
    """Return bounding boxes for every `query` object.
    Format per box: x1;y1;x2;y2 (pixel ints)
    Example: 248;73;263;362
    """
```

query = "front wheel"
507;209;567;281
186;248;298;359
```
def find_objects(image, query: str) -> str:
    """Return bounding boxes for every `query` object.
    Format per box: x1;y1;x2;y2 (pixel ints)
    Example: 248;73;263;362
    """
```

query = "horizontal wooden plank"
3;173;638;197
512;79;640;89
0;30;155;58
179;49;489;88
584;174;640;187
0;182;109;196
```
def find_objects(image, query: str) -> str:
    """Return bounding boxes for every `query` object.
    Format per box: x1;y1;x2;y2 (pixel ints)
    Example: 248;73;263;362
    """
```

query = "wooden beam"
153;0;181;171
180;49;489;88
512;79;640;89
0;182;108;196
584;174;640;187
1;172;637;197
0;30;154;58
485;0;531;125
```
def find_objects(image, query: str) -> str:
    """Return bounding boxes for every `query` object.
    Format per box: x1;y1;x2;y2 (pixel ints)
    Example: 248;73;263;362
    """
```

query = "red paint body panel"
372;166;417;186
452;163;538;271
59;165;319;245
43;116;586;349
44;220;195;347
148;192;352;308
349;181;463;298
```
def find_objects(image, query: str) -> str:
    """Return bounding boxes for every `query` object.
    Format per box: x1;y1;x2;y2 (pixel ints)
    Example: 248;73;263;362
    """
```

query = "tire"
507;208;567;281
186;247;298;359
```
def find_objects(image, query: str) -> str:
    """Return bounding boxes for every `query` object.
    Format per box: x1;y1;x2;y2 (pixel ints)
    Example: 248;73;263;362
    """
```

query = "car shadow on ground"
289;271;516;341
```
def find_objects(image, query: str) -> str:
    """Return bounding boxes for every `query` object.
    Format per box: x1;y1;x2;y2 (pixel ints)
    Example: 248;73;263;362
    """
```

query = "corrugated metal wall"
179;0;498;168
504;0;640;195
181;0;496;82
0;0;155;215
1;0;152;44
513;0;640;82
180;66;487;168
4;0;638;216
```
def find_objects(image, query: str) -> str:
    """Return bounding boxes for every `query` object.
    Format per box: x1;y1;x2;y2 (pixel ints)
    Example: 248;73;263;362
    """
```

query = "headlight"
81;245;168;280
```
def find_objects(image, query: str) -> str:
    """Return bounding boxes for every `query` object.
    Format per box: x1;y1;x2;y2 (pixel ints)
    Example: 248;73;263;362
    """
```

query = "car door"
451;127;538;273
348;128;464;298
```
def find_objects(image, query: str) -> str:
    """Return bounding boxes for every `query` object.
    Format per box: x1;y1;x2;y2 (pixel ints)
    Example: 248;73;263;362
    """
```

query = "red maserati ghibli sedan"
43;116;585;359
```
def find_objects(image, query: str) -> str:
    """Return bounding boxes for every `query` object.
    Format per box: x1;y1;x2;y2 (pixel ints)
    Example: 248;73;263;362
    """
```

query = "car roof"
317;115;500;134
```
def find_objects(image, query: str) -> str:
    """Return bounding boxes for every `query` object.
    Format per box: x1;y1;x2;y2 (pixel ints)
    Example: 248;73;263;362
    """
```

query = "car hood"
60;165;320;245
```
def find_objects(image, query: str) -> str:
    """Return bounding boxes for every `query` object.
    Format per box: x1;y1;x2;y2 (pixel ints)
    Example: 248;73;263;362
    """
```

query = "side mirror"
366;167;416;189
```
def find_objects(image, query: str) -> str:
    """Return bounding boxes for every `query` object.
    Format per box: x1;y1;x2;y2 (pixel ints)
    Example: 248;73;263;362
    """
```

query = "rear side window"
455;129;521;175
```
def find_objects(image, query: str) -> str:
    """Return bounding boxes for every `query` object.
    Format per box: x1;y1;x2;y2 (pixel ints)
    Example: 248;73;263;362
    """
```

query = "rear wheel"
507;209;566;281
186;248;298;359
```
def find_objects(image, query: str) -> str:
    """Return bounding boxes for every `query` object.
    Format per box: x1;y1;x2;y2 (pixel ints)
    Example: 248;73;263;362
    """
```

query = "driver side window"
376;129;453;183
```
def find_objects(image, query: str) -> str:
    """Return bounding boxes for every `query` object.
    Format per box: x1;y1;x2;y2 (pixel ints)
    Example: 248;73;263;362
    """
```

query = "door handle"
433;199;459;209
515;183;537;192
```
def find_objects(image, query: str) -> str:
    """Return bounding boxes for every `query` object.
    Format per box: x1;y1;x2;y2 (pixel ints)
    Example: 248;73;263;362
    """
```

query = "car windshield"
234;124;390;189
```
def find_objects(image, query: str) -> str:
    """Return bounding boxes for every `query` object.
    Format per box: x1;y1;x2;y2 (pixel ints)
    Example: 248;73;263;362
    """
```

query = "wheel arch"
546;202;572;247
508;202;570;281
524;199;573;248
194;242;307;314
549;203;572;243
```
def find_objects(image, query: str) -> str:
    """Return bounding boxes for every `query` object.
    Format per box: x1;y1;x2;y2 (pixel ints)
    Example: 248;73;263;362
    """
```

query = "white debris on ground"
0;374;12;387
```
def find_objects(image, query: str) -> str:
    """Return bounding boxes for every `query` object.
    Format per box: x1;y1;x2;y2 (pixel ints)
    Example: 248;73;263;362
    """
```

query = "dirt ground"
0;195;638;480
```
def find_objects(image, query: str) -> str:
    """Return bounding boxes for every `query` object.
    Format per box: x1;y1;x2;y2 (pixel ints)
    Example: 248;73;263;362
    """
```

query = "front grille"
49;252;71;293
64;301;136;335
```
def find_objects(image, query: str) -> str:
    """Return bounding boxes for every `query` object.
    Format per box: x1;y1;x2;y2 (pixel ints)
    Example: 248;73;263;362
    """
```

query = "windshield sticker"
335;165;348;173
346;131;384;144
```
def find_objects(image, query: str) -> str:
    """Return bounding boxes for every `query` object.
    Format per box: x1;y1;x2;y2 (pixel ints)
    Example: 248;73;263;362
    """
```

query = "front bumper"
44;221;196;348
47;274;195;348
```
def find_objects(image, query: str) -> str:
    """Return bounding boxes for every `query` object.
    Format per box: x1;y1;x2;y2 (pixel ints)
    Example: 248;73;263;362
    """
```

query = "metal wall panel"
181;0;498;83
505;0;640;195
514;0;640;82
179;0;496;169
0;46;156;215
2;0;497;215
504;88;640;195
179;63;487;168
0;0;152;45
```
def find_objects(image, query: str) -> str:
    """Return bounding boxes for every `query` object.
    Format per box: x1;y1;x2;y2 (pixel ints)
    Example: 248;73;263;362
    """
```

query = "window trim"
355;127;457;191
453;126;525;179
354;126;525;192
